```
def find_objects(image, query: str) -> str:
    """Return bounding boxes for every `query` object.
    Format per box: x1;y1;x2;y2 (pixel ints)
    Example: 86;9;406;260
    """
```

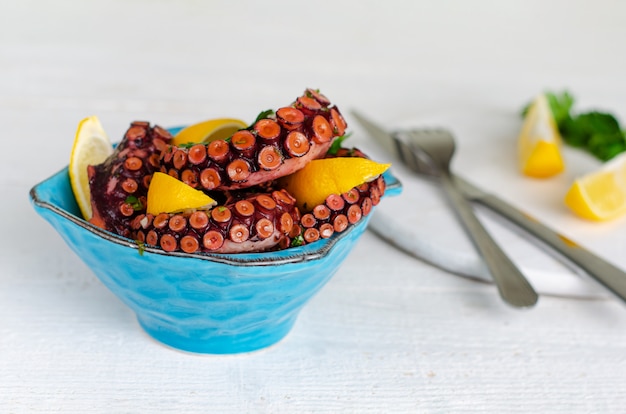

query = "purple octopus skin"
88;121;173;238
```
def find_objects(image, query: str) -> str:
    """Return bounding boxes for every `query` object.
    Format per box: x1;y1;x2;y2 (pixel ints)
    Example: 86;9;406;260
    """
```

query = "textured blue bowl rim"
30;164;402;267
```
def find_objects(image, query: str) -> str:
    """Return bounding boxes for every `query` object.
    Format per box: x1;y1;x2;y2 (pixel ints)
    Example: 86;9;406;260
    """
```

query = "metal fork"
397;128;538;308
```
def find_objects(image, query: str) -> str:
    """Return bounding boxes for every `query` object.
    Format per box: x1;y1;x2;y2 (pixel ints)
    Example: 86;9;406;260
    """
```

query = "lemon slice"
69;116;113;220
278;157;391;211
518;94;565;178
564;153;626;221
171;118;247;147
147;172;217;215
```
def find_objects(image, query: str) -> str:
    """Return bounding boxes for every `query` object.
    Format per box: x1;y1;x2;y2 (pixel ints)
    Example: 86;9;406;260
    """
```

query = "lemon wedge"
278;157;391;211
518;94;565;178
171;118;247;147
147;172;217;215
69;116;113;220
564;152;626;221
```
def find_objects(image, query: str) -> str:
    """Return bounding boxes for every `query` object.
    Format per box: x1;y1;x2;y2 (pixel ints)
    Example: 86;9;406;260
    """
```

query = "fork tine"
390;132;418;171
391;131;439;176
406;128;457;170
408;129;450;172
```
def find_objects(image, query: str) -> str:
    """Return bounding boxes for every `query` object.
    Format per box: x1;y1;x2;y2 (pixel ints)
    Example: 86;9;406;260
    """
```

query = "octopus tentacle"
131;189;298;254
280;161;387;248
88;121;173;237
157;90;347;191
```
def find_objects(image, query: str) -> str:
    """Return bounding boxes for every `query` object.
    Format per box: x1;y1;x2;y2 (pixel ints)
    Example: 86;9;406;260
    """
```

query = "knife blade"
352;109;626;304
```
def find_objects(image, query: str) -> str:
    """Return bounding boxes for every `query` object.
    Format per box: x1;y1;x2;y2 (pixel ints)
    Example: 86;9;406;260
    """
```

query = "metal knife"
352;110;626;304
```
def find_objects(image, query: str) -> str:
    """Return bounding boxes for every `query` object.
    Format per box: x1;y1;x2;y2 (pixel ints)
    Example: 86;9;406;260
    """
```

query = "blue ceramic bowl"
30;162;401;354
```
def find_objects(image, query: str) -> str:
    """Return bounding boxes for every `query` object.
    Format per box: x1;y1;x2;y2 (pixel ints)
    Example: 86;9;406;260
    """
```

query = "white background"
2;1;626;412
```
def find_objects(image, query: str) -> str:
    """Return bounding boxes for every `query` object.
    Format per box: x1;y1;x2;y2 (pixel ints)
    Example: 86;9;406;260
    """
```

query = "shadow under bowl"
30;166;401;354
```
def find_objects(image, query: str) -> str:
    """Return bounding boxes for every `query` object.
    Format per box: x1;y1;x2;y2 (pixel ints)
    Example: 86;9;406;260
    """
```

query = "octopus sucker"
347;204;362;224
203;230;225;251
283;131;310;157
254;119;281;142
200;167;221;190
208;140;230;163
276;107;304;131
313;204;331;221
301;213;316;229
303;228;320;243
325;194;345;212
188;144;207;165
180;234;200;254
319;223;334;239
332;214;349;233
231;130;256;158
305;89;330;105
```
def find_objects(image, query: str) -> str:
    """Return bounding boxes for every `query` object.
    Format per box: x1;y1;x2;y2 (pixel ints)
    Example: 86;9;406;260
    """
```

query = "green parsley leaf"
545;91;575;126
561;112;621;153
136;240;146;256
177;142;196;149
327;132;352;155
588;131;626;161
290;234;304;247
125;195;144;211
249;109;274;127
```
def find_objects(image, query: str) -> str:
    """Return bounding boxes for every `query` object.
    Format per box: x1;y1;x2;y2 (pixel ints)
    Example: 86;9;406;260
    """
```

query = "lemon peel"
564;153;626;221
278;157;391;211
147;172;217;215
69;115;113;220
172;118;247;147
519;94;565;178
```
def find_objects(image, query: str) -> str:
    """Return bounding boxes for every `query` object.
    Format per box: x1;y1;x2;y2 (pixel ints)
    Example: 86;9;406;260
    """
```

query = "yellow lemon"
518;94;565;178
564;153;626;221
278;157;391;211
171;118;247;147
69;115;113;220
147;172;217;215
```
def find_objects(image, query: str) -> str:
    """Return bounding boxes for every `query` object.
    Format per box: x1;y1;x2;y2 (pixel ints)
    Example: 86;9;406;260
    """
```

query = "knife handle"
441;174;539;308
464;176;626;304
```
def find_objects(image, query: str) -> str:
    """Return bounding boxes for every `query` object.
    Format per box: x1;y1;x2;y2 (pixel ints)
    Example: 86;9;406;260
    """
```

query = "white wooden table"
2;1;626;412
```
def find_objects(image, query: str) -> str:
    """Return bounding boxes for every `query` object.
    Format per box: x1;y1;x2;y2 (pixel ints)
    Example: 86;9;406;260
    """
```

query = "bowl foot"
136;315;297;354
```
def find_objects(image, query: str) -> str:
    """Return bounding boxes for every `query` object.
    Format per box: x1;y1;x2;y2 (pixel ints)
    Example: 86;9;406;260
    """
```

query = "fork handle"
440;173;539;307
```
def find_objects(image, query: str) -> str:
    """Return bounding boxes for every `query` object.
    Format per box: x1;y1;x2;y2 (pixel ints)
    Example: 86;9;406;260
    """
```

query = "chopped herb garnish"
178;142;196;149
136;240;145;256
291;234;304;247
125;195;144;211
248;109;275;128
328;132;352;155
